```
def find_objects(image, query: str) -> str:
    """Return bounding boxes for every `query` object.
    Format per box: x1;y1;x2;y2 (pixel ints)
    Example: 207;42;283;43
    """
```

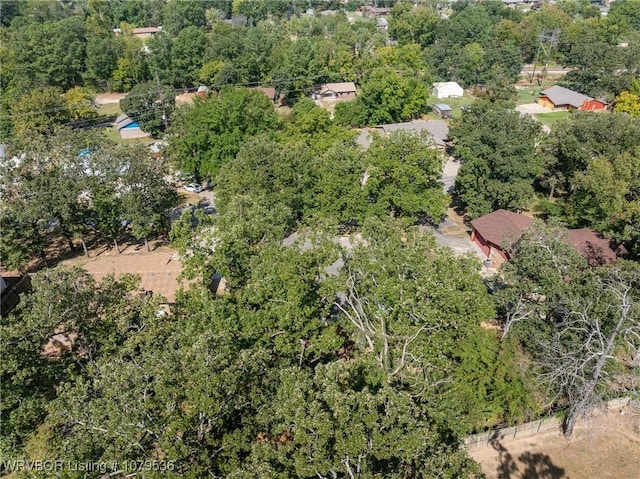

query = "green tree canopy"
365;131;448;222
167;87;279;179
9;86;70;138
343;68;429;126
451;103;543;217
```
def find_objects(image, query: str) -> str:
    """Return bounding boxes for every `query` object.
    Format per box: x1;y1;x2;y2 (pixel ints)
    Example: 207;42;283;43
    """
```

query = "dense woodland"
1;1;640;478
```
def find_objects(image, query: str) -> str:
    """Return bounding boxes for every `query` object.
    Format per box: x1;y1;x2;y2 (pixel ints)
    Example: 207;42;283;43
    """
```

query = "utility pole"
155;69;168;130
530;29;560;86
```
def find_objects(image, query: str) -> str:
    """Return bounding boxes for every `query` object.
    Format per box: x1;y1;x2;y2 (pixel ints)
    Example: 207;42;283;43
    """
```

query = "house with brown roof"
470;210;619;266
470;209;533;264
81;252;185;304
362;5;391;17
312;82;357;100
563;228;619;266
538;85;606;111
253;87;277;103
113;26;163;39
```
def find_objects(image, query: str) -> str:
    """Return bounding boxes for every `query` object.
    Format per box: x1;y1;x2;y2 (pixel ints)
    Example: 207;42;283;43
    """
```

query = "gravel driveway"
515;103;551;115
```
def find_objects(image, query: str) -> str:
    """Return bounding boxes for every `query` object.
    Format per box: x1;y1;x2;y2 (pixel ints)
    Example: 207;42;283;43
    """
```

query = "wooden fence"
463;397;632;450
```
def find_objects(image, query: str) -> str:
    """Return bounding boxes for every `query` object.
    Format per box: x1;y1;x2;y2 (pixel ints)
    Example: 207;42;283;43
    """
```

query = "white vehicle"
183;183;202;193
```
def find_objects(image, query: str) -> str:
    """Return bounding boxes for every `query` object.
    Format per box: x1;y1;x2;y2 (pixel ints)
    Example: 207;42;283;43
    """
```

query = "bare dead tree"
502;294;535;339
539;266;640;437
335;269;437;385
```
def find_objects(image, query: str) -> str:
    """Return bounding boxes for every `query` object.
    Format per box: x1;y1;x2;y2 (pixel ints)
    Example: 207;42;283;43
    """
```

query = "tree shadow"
490;436;568;479
519;451;567;479
490;436;519;479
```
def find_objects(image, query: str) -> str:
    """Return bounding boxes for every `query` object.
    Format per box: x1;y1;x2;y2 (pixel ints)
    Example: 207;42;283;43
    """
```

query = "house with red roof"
470;210;533;264
470;210;619;266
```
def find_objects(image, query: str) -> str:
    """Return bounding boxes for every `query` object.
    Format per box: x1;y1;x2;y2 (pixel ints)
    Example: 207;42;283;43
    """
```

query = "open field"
470;406;640;479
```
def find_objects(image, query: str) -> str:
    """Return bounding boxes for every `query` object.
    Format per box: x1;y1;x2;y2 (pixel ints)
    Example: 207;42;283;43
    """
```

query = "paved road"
442;158;460;193
521;65;572;75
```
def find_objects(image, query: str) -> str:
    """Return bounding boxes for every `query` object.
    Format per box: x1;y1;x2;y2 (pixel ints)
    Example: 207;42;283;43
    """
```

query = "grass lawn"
96;102;122;117
426;95;476;119
534;111;571;127
516;87;542;105
103;127;152;145
515;79;556;105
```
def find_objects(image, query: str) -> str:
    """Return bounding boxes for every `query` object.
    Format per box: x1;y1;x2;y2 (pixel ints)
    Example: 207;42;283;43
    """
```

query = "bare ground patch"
470;407;640;479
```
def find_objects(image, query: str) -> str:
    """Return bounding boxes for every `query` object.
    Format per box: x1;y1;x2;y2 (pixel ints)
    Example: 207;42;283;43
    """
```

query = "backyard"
470;405;640;479
426;94;476;119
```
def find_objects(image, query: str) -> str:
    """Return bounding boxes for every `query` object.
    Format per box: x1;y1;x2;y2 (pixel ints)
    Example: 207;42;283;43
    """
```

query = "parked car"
183;183;202;193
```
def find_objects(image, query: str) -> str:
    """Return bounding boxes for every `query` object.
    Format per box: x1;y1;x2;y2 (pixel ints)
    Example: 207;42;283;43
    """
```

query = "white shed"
432;82;464;99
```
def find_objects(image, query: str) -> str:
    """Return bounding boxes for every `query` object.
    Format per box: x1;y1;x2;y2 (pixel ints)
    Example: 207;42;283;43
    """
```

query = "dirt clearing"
470;407;640;479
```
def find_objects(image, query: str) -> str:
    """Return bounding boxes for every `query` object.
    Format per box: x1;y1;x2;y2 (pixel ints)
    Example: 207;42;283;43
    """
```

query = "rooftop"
376;120;449;147
471;210;533;248
81;252;186;303
319;82;357;94
563;228;618;265
432;81;463;89
115;114;136;130
540;85;593;108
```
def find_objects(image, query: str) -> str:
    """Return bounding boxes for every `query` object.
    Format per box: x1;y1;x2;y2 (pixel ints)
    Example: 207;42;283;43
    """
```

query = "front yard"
534;111;571;127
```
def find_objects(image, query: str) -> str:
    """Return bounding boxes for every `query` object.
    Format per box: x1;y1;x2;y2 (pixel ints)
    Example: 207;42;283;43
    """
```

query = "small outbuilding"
432;81;464;99
376;17;388;29
432;103;453;118
115;114;148;139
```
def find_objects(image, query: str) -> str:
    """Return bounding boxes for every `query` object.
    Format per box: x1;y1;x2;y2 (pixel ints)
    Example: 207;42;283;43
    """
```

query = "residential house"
432;81;464;99
362;6;391;17
374;120;449;149
312;82;357;100
113;26;163;39
254;86;277;103
81;252;185;305
470;209;619;266
223;15;248;27
432;103;453;119
538;85;607;111
563;228;620;266
470;209;533;264
115;114;148;139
